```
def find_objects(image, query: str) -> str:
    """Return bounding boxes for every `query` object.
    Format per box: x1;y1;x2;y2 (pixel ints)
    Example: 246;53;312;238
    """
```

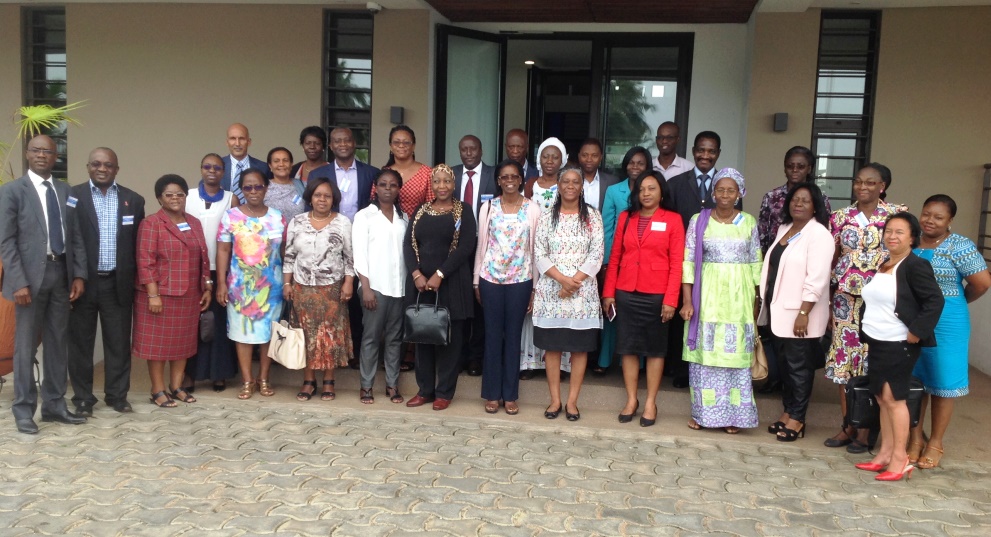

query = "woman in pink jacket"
758;183;833;441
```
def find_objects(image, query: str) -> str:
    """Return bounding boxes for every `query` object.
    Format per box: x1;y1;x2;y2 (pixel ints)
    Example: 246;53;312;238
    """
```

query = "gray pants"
12;258;70;420
359;289;404;389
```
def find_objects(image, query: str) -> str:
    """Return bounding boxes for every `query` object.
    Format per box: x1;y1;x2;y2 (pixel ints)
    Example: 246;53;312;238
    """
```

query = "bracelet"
283;283;291;287
414;274;425;281
148;294;160;299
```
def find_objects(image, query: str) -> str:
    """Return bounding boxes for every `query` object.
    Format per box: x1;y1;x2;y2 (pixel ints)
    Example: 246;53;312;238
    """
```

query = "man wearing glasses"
0;135;88;434
652;122;693;180
67;147;145;417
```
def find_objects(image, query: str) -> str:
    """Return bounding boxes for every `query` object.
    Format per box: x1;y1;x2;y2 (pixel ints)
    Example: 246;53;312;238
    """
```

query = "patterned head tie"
713;168;746;198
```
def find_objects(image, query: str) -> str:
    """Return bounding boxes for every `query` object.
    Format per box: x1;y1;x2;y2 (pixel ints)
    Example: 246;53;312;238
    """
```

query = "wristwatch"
205;279;215;285
435;269;445;279
799;310;808;316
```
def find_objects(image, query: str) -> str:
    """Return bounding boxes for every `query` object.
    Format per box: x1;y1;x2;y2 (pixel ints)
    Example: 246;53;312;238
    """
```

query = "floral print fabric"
480;198;532;285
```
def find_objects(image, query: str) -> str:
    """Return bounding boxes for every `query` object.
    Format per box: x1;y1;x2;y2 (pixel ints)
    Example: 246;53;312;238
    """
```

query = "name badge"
732;213;744;226
855;212;870;228
292;194;302;205
651;221;667;232
481;194;493;203
66;196;78;208
122;215;135;226
268;231;283;240
787;232;802;244
502;213;519;222
177;222;191;232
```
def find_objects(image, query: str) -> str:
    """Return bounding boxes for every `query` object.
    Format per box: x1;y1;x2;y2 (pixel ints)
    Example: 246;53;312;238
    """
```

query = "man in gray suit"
0;135;88;434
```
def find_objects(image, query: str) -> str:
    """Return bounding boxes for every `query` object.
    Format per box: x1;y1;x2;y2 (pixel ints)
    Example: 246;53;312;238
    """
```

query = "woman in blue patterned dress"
907;195;990;469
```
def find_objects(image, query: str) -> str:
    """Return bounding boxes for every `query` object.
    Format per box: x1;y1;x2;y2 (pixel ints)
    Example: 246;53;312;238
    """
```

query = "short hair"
240;167;270;187
579;138;603;153
693;131;721;149
619;146;652;180
494;158;524;197
784;146;815;181
657;121;680;135
389;124;416;144
154;174;189;198
627;171;669;216
302;176;342;212
780;182;829;228
371;168;403;213
923;194;957;218
201;152;223;165
299;126;327;146
884;212;921;249
267;146;293;165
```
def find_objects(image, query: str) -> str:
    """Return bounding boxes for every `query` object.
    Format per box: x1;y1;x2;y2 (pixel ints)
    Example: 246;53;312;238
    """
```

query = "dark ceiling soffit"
423;1;760;24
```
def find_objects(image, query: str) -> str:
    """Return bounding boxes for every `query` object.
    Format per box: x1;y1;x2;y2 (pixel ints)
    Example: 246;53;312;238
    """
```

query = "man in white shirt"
221;123;270;203
577;138;618;210
653;122;693;180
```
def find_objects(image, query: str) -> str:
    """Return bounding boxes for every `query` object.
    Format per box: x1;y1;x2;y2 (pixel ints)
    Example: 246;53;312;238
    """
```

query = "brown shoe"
406;394;434;407
432;398;452;411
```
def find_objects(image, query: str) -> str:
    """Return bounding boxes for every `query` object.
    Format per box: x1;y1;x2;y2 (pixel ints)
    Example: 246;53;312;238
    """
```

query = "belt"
98;270;116;277
46;253;65;262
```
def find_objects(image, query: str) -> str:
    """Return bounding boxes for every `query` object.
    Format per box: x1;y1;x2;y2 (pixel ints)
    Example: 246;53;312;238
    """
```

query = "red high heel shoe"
855;462;885;472
875;458;914;481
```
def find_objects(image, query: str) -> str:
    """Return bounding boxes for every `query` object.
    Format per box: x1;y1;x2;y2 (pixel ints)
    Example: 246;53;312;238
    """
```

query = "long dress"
683;212;762;429
913;234;988;397
218;207;286;344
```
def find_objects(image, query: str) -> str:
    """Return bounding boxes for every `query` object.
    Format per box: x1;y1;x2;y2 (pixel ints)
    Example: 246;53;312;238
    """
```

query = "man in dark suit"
452;134;497;377
0;135;87;434
577;138;619;211
309;127;380;369
220;123;270;204
663;130;740;388
505;129;538;180
67;147;145;416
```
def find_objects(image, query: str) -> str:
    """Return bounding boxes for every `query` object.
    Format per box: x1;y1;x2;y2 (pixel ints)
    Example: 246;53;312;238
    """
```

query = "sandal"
724;427;741;435
776;422;806;442
297;380;317;401
237;381;256;400
360;388;374;404
687;419;702;430
170;387;197;403
321;380;336;401
505;401;519;415
917;445;944;469
400;361;415;372
908;441;925;465
258;379;275;397
484;400;500;414
150;391;177;408
767;421;786;434
824;423;856;448
386;386;404;404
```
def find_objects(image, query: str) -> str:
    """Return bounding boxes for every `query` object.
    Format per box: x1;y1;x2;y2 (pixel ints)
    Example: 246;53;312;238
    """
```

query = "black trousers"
771;335;823;422
416;320;465;400
665;314;687;377
348;291;363;360
68;273;133;407
462;298;485;368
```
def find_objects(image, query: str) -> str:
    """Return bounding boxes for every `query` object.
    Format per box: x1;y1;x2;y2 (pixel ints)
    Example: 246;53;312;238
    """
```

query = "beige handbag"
268;301;306;370
751;336;769;381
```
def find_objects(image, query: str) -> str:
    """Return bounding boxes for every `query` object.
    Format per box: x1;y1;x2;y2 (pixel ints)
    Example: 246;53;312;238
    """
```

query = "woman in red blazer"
133;175;213;408
602;171;685;427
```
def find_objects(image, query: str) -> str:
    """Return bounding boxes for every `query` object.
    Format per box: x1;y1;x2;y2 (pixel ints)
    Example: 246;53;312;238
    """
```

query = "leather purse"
268;301;306;370
198;311;215;343
844;376;880;429
751;336;769;381
403;291;451;346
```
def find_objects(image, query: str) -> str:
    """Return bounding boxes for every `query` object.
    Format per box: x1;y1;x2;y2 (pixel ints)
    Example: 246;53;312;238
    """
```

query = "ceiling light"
524;60;535;65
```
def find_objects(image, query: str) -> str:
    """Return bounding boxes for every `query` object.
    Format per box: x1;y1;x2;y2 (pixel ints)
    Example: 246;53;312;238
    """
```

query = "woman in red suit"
133;175;213;408
602;171;685;427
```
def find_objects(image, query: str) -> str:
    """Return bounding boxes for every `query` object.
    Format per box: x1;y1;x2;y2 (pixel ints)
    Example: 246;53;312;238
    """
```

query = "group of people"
1;122;986;484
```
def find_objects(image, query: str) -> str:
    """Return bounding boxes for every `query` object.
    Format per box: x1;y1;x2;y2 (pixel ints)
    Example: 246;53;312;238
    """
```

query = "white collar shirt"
351;204;408;298
29;169;64;255
654;154;694;180
460;163;482;220
583;171;601;210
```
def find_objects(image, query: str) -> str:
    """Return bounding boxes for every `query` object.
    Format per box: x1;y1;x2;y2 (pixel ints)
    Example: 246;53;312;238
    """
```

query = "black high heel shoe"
618;400;639;423
776;422;806;442
639;414;656;427
768;421;786;434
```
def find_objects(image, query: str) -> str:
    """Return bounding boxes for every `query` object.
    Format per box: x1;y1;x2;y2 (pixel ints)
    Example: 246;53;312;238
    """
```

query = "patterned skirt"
688;363;758;429
291;281;352;371
824;292;868;384
133;289;200;361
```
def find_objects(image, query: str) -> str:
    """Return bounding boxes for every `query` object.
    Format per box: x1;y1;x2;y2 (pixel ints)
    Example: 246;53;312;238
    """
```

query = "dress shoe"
432;398;452;411
467;361;483;377
112;400;134;413
876;458;914;481
855;462;886;472
519;370;536;381
406;394;435;408
40;409;87;425
16;418;39;434
75;404;94;418
618;401;639;423
672;376;690;389
348;358;360;370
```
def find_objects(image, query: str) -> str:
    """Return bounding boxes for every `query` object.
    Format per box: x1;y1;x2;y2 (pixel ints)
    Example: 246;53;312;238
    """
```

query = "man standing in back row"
505;129;538;180
221;123;270;204
652;121;693;180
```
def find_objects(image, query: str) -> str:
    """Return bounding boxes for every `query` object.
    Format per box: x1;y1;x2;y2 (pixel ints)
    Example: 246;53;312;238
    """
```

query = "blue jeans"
479;279;532;401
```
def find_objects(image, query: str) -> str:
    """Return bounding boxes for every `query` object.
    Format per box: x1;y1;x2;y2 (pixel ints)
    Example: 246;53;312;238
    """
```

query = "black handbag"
844;376;879;429
404;291;451;346
198;311;215;343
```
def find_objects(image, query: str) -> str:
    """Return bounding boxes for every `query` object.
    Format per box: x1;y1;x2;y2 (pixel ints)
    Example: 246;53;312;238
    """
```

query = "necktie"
232;161;245;202
698;174;710;202
464;170;475;208
43;180;65;255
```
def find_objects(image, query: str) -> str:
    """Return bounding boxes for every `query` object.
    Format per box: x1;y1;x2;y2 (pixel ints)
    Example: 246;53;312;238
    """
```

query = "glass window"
324;11;374;163
23;8;68;182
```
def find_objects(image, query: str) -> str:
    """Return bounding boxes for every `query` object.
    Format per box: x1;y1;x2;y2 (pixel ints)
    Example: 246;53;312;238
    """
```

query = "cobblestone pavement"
2;401;990;536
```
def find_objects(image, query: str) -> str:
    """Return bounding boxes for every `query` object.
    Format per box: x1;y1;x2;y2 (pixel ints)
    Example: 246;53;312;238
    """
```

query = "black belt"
98;271;116;277
46;253;65;262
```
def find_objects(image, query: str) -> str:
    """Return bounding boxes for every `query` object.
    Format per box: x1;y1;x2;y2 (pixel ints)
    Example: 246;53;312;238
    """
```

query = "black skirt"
863;335;921;401
533;327;599;353
614;290;668;357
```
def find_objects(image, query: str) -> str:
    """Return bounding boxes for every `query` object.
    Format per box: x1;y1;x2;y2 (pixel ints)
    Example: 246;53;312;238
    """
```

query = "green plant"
0;101;86;183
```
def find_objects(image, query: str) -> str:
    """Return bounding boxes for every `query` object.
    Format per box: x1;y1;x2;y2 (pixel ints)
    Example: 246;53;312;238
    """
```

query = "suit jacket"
859;253;945;347
593;171;620;212
758;221;834;339
453;163;497;206
523;160;538;180
664;169;742;230
602;209;685;307
309;159;380;211
601;179;631;265
220;155;271;193
69;182;145;306
0;175;87;300
135;210;210;297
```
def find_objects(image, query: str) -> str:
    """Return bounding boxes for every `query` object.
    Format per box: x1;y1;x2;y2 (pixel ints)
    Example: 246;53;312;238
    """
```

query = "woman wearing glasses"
384;125;434;217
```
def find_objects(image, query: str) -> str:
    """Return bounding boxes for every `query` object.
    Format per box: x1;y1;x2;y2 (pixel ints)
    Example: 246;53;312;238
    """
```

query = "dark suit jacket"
664;169;742;230
69;182;146;306
0;175;87;299
452;163;497;206
309;159;380;211
523;160;538;180
594;171;620;211
220;155;271;192
859;253;945;347
136;210;210;297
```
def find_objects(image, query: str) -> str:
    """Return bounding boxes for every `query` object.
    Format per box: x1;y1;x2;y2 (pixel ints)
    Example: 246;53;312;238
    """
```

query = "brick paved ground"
2;398;990;536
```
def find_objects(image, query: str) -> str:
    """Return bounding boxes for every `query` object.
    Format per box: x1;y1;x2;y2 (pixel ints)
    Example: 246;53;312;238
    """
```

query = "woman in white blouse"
352;169;408;404
283;177;354;402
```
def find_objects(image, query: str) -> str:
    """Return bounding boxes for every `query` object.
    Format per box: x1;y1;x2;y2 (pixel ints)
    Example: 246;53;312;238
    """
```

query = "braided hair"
551;166;591;229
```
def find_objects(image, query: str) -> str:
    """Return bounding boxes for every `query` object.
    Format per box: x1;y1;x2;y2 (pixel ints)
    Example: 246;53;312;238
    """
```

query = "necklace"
310;211;333;223
502;196;523;214
921;232;950;249
712;210;736;224
242;205;266;218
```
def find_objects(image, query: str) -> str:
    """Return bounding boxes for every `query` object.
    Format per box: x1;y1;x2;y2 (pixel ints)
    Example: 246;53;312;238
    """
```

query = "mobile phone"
607;303;617;322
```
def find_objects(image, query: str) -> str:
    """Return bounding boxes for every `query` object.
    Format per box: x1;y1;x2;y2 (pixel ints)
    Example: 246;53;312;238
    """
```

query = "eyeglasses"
853;179;881;187
241;185;266;193
311;193;334;199
88;161;118;170
713;188;738;195
497;174;522;181
202;164;223;172
390;140;413;147
162;192;186;199
28;148;56;156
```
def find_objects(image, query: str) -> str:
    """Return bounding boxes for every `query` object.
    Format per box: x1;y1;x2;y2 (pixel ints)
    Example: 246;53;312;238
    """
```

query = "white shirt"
334;160;359;221
654;154;693;180
459;164;482;221
186;188;235;270
582;171;601;210
28;170;65;255
861;268;909;341
352;204;408;298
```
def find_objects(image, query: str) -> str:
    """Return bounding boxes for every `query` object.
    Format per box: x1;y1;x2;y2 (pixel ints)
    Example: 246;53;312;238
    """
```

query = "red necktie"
465;170;475;207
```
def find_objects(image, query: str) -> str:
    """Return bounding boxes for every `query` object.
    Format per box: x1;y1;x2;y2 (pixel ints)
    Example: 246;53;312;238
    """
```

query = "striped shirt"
90;180;119;271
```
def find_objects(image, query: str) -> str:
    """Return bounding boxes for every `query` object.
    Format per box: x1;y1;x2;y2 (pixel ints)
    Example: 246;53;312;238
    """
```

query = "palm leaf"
16;101;86;140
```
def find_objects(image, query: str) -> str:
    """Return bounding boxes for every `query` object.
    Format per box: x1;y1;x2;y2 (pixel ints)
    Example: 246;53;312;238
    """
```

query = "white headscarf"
536;137;568;177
